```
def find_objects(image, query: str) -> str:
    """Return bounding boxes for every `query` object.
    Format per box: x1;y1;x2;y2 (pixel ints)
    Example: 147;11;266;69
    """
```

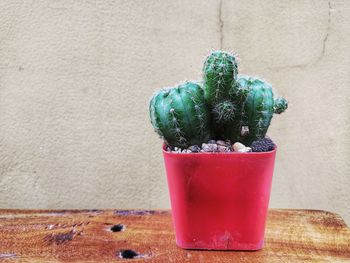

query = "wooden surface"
0;209;349;262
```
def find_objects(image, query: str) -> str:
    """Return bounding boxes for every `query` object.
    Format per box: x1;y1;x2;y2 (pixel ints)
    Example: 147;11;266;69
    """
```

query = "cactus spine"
149;81;211;148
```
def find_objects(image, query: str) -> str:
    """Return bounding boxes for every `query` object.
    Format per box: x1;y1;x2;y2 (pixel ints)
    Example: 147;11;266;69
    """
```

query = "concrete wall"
0;0;349;224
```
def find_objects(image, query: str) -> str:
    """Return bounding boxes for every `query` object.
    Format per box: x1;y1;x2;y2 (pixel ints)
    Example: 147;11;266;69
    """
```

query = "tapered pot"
163;144;277;250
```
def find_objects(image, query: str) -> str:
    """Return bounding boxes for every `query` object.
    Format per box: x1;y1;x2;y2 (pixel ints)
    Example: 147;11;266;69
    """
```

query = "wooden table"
0;209;349;262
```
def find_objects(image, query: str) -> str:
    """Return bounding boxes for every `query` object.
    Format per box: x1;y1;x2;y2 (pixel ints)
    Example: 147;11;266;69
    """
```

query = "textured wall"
0;0;349;224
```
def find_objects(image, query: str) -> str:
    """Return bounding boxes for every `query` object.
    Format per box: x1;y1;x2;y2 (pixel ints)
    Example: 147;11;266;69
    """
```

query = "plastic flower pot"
163;144;277;250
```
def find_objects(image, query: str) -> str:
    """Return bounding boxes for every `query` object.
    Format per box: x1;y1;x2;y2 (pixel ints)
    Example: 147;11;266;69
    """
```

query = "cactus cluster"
149;50;288;149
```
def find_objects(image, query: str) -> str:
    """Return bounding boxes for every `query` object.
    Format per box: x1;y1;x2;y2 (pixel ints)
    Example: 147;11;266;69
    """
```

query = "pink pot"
163;145;277;250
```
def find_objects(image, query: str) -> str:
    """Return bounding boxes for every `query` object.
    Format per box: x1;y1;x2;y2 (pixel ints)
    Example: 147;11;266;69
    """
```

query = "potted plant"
149;50;288;250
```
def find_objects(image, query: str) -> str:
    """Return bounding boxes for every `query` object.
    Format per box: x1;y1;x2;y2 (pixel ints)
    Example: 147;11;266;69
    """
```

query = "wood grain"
0;209;349;262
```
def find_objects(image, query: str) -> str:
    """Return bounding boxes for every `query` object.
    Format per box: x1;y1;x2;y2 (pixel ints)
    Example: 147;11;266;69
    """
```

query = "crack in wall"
319;1;332;60
268;1;333;71
218;0;224;49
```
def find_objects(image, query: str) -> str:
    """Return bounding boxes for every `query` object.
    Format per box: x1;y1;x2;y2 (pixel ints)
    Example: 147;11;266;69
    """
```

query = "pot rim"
162;143;277;156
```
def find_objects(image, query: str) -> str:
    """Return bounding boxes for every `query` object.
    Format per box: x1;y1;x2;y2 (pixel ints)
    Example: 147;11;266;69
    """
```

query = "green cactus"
149;81;211;148
240;76;274;143
212;100;236;123
274;97;288;114
203;51;238;105
149;50;288;149
237;76;287;144
215;76;288;145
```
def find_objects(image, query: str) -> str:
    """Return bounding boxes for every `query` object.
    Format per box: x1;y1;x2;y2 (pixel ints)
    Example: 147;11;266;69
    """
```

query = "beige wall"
0;0;349;224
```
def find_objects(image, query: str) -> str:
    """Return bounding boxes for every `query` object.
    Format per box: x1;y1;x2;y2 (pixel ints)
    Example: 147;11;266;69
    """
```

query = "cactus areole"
149;50;287;149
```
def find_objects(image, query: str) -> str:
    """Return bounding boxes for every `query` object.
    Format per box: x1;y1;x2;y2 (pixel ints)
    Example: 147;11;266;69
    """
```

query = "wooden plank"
0;209;349;262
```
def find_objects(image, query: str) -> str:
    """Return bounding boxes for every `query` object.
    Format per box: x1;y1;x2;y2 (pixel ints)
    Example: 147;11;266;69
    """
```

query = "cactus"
149;50;288;150
149;81;211;148
216;76;288;145
237;76;287;144
212;100;236;123
203;51;238;105
274;97;288;114
202;51;244;142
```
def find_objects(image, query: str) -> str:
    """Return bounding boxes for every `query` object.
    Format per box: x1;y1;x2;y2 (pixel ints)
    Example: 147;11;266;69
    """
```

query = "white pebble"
238;147;252;153
233;142;246;152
